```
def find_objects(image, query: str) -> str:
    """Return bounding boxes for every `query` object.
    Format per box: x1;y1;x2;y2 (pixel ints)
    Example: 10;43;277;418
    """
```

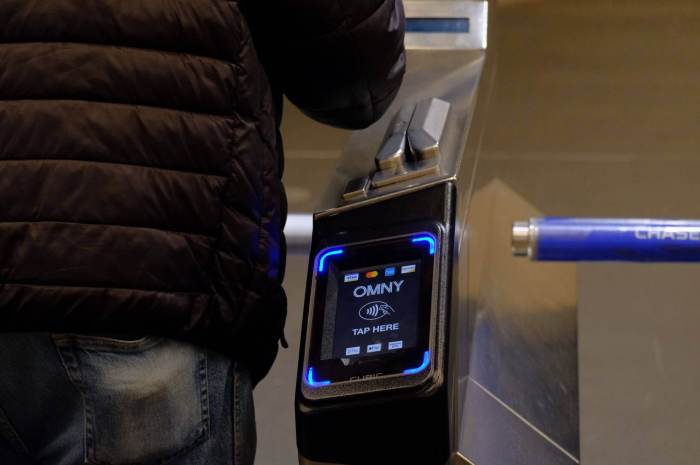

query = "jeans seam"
200;352;211;438
53;340;93;464
0;405;32;459
233;362;241;465
51;334;163;352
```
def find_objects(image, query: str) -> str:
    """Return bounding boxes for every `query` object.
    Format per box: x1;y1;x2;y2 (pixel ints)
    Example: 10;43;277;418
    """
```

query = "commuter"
0;0;405;464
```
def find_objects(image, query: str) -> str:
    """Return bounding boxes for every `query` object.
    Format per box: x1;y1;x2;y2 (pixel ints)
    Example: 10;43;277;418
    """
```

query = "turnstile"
294;2;580;464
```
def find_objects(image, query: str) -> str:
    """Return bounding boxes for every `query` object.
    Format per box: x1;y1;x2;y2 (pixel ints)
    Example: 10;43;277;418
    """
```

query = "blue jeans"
0;333;256;465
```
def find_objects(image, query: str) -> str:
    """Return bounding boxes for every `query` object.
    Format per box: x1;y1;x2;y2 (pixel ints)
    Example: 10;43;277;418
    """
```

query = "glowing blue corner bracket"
403;351;431;375
317;249;343;273
411;235;436;255
306;367;331;387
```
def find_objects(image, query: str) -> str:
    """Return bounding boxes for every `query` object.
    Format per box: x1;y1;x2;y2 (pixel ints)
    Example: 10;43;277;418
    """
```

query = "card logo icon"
401;264;416;274
384;267;396;277
345;346;360;356
344;273;359;283
367;343;382;353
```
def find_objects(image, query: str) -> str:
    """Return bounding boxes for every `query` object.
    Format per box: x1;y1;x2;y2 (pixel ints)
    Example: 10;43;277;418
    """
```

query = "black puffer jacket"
0;0;405;382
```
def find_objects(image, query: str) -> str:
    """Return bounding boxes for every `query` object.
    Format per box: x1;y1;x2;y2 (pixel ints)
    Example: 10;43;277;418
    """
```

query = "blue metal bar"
406;18;470;33
513;218;700;262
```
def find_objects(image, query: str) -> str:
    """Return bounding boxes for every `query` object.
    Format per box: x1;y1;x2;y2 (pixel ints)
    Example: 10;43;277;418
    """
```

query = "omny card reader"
296;66;486;465
299;224;446;465
306;232;438;391
296;5;490;462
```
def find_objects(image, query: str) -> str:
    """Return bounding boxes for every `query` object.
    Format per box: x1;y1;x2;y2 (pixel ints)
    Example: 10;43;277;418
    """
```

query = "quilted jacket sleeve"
242;0;406;129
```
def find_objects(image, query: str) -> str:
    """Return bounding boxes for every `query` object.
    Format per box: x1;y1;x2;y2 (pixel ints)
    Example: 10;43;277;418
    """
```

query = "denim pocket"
52;335;210;465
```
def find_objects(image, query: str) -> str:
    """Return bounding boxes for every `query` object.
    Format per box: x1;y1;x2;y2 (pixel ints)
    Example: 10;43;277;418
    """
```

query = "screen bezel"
301;229;441;400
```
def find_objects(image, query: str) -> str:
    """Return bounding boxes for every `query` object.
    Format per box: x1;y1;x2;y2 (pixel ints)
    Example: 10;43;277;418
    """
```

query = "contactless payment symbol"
359;301;395;321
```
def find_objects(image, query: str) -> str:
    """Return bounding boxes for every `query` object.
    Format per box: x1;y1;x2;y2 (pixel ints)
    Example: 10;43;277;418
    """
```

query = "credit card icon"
401;264;416;274
365;270;379;279
367;343;382;353
384;267;396;277
388;341;403;350
345;346;360;356
344;273;359;283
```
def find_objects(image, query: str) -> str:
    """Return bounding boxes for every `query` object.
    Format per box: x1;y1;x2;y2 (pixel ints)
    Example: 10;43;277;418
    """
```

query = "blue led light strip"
306;367;331;387
317;249;343;272
403;351;431;375
411;235;436;255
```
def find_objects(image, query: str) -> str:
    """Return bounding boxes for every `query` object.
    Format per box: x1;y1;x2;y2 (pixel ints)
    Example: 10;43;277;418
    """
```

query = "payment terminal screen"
327;261;421;359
